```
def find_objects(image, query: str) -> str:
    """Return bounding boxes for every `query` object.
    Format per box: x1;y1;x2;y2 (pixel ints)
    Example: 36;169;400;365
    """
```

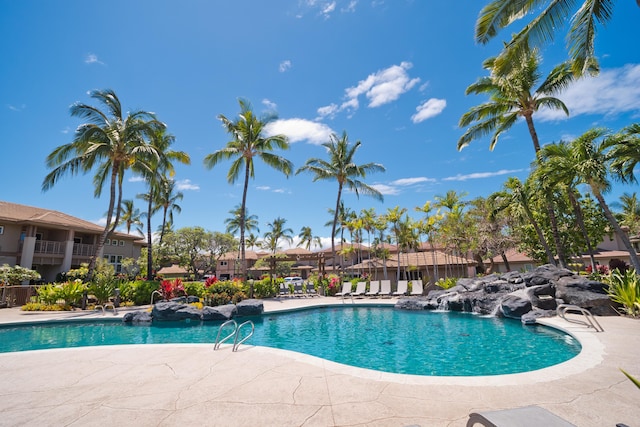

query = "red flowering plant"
160;278;185;300
204;276;218;288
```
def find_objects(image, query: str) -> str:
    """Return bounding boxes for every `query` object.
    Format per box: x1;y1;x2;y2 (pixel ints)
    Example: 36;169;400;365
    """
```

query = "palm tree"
459;46;573;267
296;131;385;273
475;0;623;76
458;47;574;152
490;177;556;265
204;99;292;279
537;142;598;270
263;217;294;254
567;128;640;271
613;192;640;235
225;205;260;239
245;233;260;251
298;226;321;251
415;201;441;282
156;178;183;245
42;89;163;278
360;208;377;278
385;206;407;281
118;199;143;235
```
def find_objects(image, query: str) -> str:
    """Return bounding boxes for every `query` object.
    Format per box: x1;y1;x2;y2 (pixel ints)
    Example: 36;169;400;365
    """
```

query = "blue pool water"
0;307;580;376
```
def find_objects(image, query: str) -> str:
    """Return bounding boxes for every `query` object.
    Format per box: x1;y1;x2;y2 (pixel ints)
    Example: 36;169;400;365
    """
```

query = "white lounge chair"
365;280;380;297
379;280;392;298
305;282;318;297
393;280;408;296
352;281;367;298
335;281;353;299
278;282;290;297
467;405;576;427
410;279;423;296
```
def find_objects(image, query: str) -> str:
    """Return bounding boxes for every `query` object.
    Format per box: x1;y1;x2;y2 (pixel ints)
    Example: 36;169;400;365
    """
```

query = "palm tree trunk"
593;189;640;272
241;163;250;285
524;200;556;265
567;189;597;270
331;185;343;276
146;190;153;281
159;205;168;245
501;251;511;272
89;164;119;280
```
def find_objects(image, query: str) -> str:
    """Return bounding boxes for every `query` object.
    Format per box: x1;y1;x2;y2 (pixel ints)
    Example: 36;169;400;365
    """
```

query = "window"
112;239;118;246
106;239;111;245
0;226;3;235
220;261;228;266
104;254;123;272
119;240;125;246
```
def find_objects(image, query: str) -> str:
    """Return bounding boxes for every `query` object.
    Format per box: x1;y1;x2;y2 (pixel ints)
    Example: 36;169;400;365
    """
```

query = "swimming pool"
0;306;580;376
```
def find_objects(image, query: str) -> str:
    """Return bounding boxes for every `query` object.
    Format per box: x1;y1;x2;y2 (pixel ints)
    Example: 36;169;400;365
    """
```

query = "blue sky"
1;1;639;250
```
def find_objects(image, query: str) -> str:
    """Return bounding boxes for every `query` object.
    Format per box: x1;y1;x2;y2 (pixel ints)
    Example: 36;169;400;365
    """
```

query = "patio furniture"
393;280;408;296
365;280;380;297
352;281;367;298
335;282;353;300
305;282;318;297
379;280;392;298
410;279;423;296
467;405;576;427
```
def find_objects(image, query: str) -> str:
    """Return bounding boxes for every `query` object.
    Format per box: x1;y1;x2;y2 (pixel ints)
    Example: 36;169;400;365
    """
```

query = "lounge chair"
279;282;290;297
335;281;353;300
352;281;367;298
365;280;380;297
379;280;392;298
305;282;318;297
293;282;305;297
393;280;408;296
467;405;576;427
410;279;423;296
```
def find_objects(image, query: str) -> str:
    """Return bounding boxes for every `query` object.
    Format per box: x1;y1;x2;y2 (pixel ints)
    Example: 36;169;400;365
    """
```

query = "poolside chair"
410;279;423;296
467;405;576;427
293;282;305;297
365;280;380;297
279;282;291;298
379;280;392;298
393;280;408;296
335;281;353;300
305;281;318;297
352;281;367;298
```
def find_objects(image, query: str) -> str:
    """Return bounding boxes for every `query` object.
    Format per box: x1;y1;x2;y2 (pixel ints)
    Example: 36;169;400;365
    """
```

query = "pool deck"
0;297;638;426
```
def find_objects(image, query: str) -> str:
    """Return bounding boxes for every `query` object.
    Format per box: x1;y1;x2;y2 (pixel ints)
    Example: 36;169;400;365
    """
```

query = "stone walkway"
0;298;638;426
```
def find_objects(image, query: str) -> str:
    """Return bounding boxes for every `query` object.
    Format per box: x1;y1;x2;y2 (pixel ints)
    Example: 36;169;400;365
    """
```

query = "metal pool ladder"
214;319;255;351
557;304;604;332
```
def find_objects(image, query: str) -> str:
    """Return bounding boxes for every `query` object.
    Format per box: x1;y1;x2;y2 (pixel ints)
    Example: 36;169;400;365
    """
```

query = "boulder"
522;264;573;287
556;276;618;315
521;309;555;325
122;311;152;324
152;301;202;321
202;304;237;321
236;299;264;316
500;293;532;319
394;297;430;311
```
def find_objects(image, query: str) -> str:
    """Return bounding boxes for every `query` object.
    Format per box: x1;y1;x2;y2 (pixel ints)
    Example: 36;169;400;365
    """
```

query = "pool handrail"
214;319;238;350
557;304;604;332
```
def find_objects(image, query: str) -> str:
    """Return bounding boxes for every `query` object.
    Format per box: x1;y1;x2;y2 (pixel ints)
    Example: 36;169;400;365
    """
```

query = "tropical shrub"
253;278;278;298
56;280;87;306
604;269;640;317
183;281;206;298
205;280;246;306
326;274;340;296
437;277;458;290
35;284;63;305
119;280;160;306
21;302;67;311
0;264;41;285
160;278;185;300
88;276;119;305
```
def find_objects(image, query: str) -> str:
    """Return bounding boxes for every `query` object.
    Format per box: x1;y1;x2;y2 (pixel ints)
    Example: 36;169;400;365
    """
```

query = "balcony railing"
73;243;95;257
33;240;65;255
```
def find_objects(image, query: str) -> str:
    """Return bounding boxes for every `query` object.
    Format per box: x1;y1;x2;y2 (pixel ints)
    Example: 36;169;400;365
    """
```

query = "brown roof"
220;250;259;261
0;200;142;240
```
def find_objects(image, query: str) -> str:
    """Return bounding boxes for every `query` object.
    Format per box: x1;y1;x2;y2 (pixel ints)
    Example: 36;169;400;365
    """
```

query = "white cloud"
411;98;447;123
128;176;145;183
391;177;436;186
273;188;286;193
256;186;271;191
343;0;357;12
279;60;292;72
262;98;277;110
537;64;640;121
264;118;334;145
321;1;336;17
176;179;200;191
443;169;524;181
318;62;420;118
85;53;104;65
7;104;25;111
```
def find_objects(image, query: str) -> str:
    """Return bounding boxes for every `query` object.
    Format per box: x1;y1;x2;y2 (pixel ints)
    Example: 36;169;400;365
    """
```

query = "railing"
557;304;604;332
34;240;65;255
214;319;255;352
72;243;95;257
1;285;37;307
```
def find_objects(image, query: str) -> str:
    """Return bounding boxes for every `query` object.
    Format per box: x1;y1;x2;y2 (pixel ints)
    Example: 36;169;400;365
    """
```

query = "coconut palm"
42;89;163;278
298;226;321;251
613;192;640;235
296;131;385;272
263;217;294;254
415;201;442;282
475;0;623;76
118;199;143;235
204;99;292;279
156;178;183;245
537;142;598;269
225;205;260;239
385;206;407;281
458;46;574;152
563;128;640;271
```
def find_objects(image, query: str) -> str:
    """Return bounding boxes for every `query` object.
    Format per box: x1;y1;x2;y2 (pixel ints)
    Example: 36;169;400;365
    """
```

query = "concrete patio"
0;297;638;426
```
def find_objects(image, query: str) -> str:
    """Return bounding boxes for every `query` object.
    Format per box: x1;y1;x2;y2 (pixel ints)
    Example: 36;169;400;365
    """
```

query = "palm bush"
604;269;640;317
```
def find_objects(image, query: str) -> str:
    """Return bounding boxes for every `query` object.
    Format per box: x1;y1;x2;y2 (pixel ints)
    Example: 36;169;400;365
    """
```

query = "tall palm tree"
537;142;598;270
415;201;441;282
156;178;183;245
567;128;640;271
136;128;190;280
263;217;294;254
459;46;574;267
612;192;640;235
360;208;377;278
490;177;556;265
204;99;292;279
298;226;321;251
245;233;260;251
225;205;260;239
118;199;143;235
385;206;407;281
475;0;623;76
42;89;163;278
296;131;385;272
